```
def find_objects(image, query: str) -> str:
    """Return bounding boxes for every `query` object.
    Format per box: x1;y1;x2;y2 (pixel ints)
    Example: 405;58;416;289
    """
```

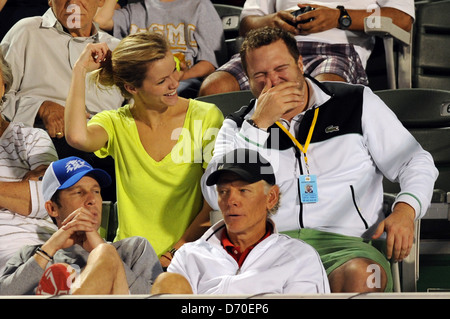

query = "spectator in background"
153;148;330;295
0;157;162;295
94;0;226;98
0;49;58;274
0;0;124;201
64;32;224;268
198;0;414;96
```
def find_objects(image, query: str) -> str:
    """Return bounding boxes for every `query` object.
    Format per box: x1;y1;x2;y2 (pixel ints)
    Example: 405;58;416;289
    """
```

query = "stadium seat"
195;90;254;117
213;3;242;40
364;15;412;90
99;201;118;242
366;1;450;91
375;88;450;194
213;3;244;59
413;0;450;89
99;201;112;240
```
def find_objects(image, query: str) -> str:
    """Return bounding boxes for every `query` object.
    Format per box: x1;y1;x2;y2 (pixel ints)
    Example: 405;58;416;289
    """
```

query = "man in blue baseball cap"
0;156;162;295
42;156;112;204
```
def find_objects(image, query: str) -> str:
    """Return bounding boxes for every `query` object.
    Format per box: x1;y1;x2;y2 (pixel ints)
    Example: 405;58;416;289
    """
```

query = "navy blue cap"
206;149;275;186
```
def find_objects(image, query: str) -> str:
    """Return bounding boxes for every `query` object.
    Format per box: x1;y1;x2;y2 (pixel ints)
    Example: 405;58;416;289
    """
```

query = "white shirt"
0;122;58;274
241;0;415;67
168;220;330;295
0;9;124;126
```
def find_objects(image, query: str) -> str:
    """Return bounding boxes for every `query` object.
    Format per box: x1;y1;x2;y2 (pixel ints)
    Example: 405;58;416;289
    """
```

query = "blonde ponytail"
92;32;169;99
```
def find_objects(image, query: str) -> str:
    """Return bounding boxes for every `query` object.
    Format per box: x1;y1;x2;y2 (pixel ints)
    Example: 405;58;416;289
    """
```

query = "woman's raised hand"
74;42;110;73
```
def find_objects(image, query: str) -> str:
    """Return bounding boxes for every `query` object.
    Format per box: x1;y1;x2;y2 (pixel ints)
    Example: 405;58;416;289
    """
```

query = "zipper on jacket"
350;185;368;229
295;148;304;229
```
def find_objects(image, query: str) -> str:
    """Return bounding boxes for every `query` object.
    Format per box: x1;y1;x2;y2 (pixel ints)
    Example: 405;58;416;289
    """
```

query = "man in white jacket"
153;148;330;295
201;27;438;293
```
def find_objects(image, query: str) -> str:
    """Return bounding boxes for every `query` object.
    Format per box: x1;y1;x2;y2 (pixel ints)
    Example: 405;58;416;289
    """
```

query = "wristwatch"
169;247;177;257
336;5;352;30
247;119;260;129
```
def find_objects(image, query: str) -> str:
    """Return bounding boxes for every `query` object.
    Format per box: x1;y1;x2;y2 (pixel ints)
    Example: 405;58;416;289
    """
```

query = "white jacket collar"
203;218;279;246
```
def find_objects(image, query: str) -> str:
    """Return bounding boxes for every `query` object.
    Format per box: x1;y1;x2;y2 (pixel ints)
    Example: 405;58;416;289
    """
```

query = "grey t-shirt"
0;236;162;295
113;0;226;68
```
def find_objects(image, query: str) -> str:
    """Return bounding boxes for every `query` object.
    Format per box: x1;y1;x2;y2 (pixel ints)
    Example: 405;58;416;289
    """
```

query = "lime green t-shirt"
88;100;224;256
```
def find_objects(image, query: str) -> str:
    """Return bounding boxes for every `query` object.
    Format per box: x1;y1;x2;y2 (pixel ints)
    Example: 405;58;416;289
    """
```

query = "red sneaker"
36;263;77;295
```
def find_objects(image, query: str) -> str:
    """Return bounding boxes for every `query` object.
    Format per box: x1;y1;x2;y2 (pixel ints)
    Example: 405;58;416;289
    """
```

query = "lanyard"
275;107;319;175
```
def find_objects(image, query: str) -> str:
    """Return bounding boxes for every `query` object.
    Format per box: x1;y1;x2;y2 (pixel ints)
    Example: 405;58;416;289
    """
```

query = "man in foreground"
152;148;330;295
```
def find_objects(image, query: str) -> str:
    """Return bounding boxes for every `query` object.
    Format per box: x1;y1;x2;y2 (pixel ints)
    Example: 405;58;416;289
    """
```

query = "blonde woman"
65;32;223;267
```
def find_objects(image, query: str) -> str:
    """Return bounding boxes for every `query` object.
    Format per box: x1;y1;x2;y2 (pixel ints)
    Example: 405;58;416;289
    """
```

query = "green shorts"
282;228;393;292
